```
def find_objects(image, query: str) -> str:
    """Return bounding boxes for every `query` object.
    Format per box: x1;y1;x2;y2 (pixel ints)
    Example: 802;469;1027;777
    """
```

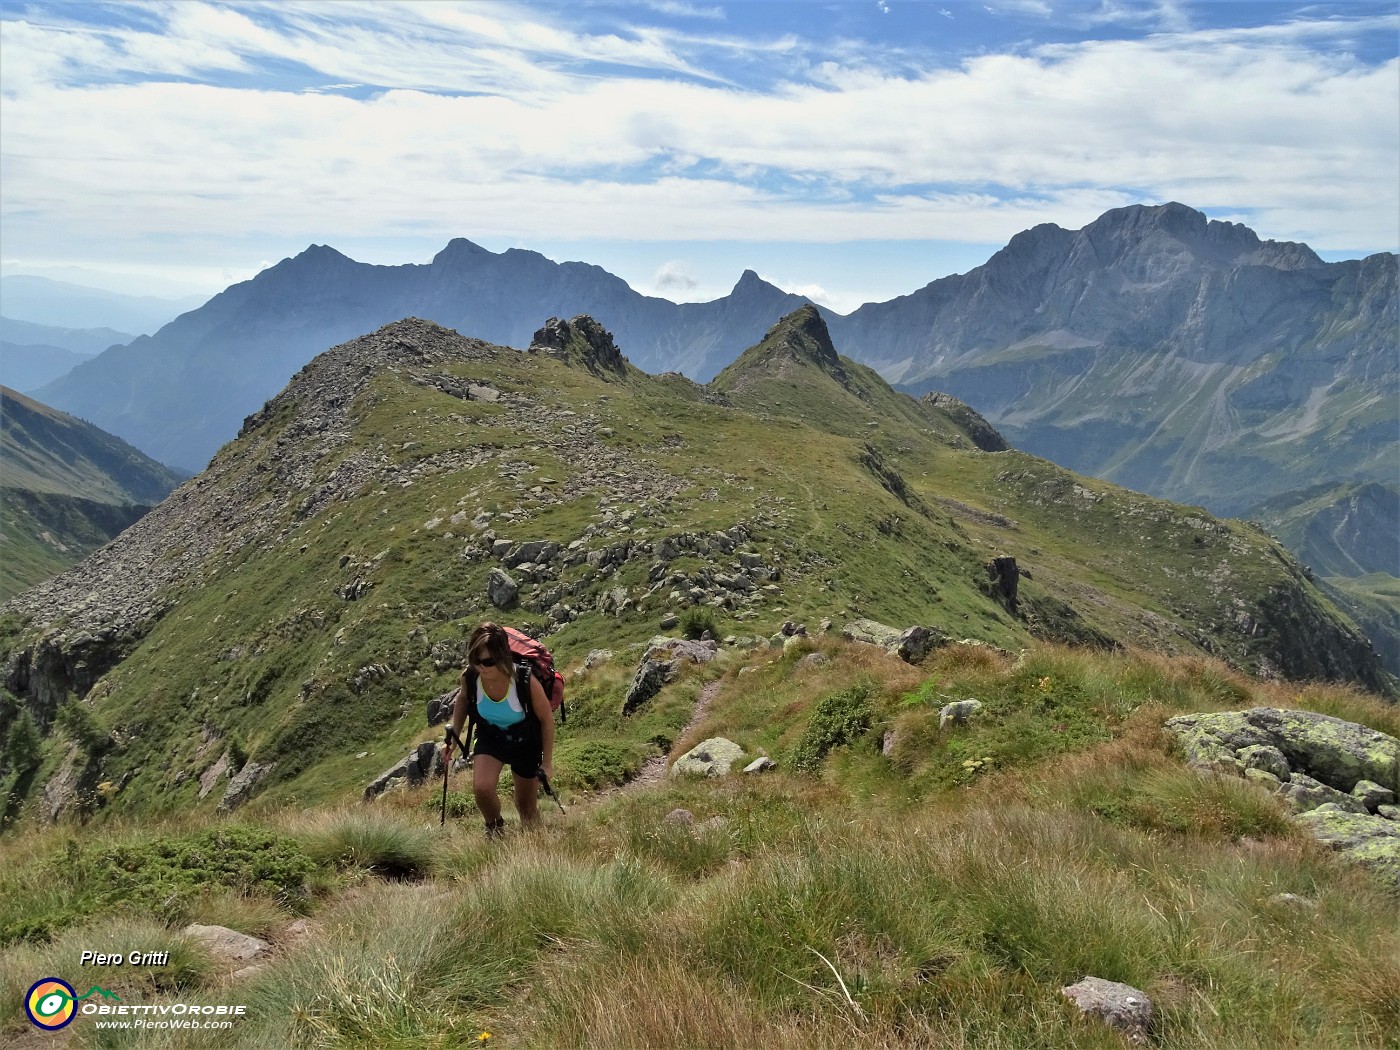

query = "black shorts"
473;718;542;781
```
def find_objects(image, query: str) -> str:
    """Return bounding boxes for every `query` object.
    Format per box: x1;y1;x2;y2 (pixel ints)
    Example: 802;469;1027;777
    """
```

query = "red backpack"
466;626;566;724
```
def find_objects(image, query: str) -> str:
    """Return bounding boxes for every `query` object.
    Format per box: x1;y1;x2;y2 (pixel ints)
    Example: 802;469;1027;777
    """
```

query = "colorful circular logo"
25;978;77;1030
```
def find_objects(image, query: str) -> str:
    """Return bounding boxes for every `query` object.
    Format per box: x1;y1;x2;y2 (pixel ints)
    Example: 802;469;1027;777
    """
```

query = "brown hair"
466;622;512;670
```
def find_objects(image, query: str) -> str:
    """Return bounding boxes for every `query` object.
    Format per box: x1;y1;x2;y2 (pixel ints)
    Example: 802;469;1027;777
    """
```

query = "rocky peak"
1082;202;1322;270
529;315;628;376
275;244;356;272
430;238;494;267
731;269;786;299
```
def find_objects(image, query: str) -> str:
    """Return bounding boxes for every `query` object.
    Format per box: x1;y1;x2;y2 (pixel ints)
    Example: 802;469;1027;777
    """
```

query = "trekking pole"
536;767;566;815
440;725;472;826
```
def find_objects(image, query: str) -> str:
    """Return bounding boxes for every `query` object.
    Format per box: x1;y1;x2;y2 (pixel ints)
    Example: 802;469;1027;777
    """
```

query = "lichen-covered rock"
671;737;744;777
1352;780;1396;812
842;619;948;663
1237;744;1291;782
1293;805;1400;890
1164;708;1398;793
1279;772;1368;815
940;698;983;729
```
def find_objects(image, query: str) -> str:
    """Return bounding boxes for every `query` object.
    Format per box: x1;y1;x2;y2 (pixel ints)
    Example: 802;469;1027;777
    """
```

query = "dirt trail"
608;678;724;795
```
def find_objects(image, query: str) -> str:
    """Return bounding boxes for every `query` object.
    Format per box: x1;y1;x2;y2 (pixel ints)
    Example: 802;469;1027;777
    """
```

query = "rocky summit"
0;309;1391;821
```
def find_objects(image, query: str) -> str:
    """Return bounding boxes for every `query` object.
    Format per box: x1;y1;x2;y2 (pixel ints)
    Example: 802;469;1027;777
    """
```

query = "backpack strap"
515;660;538;723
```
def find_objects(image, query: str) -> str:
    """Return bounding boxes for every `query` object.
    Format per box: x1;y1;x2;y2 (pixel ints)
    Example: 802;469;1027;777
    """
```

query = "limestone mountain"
0;310;1388;822
828;203;1398;518
0;387;185;599
34;245;808;472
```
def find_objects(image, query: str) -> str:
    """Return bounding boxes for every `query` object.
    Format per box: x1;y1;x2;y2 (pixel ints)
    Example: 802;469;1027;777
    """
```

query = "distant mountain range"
30;204;1397;524
0;275;208;335
0;317;134;392
0;386;185;599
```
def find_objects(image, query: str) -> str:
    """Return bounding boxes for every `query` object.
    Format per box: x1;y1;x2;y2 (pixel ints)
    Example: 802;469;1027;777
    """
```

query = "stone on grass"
1061;976;1153;1045
671;737;744;778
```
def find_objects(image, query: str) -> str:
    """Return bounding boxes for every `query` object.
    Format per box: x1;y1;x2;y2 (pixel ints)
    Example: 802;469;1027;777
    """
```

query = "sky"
1;0;1397;314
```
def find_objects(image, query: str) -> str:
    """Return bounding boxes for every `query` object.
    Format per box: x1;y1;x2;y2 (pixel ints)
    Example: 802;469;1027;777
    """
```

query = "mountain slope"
0;310;1388;823
34;245;809;472
1248;481;1399;579
0;387;185;599
833;203;1397;517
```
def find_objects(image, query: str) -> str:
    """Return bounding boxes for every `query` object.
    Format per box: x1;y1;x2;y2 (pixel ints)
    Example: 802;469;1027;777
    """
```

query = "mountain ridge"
2;309;1388;822
28;205;1396;523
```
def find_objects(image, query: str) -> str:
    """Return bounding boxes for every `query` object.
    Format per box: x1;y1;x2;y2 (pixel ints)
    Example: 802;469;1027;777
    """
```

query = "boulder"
1061;976;1153;1044
671;737;745;778
744;756;777;774
1237;744;1291;782
364;742;438;801
623;658;676;715
1293;805;1400;890
426;687;457;727
486;568;519;609
1352;780;1396;812
1278;772;1367;815
1166;708;1400;888
644;636;719;665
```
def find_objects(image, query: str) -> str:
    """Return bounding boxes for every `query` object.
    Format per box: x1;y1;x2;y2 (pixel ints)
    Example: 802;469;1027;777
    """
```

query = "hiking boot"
484;817;506;841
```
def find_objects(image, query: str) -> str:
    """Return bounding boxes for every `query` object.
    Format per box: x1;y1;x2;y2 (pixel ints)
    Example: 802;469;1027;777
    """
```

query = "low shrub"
791;685;873;774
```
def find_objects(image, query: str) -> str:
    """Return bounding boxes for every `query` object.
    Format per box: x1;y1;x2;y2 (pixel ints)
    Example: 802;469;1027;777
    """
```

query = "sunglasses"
472;653;497;667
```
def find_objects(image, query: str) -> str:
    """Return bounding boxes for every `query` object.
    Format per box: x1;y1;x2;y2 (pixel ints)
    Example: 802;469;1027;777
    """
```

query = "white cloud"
652;259;701;294
0;1;1395;280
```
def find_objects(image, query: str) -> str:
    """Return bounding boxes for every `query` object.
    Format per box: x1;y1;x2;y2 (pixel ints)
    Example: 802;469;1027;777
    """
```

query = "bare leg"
514;774;540;826
473;753;505;829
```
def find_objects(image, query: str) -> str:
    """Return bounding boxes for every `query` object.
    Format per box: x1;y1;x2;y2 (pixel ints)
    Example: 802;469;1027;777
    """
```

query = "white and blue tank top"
476;675;527;729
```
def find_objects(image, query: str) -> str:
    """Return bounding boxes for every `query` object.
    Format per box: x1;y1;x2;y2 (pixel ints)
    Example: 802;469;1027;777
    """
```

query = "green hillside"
0;386;185;599
0;311;1388;827
1;311;1397;1048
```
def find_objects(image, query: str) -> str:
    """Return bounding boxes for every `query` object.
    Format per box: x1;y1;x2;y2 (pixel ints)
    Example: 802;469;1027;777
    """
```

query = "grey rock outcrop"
939;698;983;729
622;637;718;715
183;924;270;965
1164;708;1398;793
1293;805;1400;890
487;568;519;609
219;761;275;812
364;742;439;801
843;618;948;663
1165;707;1400;888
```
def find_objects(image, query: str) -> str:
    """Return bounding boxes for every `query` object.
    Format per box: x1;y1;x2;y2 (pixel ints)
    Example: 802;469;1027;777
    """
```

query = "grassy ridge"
2;639;1397;1048
0;315;1387;830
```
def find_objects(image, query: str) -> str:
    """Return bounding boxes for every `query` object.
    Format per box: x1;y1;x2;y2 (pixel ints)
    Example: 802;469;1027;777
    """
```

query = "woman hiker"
445;622;555;838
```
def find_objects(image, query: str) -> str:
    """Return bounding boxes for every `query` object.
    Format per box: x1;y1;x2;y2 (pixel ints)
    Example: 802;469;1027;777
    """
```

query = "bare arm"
446;672;470;760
